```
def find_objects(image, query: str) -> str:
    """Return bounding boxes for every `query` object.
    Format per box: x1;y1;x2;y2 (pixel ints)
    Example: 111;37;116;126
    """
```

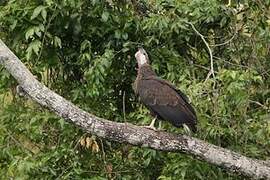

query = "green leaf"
26;40;41;60
41;9;47;20
59;119;65;129
122;47;129;52
10;20;17;30
54;36;62;48
115;30;121;39
101;11;109;22
45;0;53;6
25;28;35;40
31;6;46;20
32;40;41;55
80;40;91;51
122;33;128;40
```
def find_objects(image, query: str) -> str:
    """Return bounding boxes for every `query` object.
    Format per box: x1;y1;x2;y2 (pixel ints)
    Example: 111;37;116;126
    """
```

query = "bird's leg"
158;121;162;129
143;116;157;130
148;117;156;129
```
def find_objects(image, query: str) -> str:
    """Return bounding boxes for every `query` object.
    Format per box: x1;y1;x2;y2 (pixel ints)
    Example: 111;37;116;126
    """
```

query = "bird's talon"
142;125;157;131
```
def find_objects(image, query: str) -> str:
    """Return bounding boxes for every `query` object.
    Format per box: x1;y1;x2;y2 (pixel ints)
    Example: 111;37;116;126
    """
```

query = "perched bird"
133;48;197;132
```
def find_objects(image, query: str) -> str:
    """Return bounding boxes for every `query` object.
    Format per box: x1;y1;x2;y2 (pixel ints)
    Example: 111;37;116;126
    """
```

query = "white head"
135;48;149;67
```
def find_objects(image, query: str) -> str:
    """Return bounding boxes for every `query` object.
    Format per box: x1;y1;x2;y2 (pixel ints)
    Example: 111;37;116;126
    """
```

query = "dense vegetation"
0;0;269;179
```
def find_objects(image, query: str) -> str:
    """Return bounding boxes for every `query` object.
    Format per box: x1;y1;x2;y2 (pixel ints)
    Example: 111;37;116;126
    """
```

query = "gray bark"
0;39;269;179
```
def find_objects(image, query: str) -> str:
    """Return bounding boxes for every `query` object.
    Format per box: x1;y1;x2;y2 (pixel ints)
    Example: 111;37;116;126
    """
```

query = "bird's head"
135;48;149;67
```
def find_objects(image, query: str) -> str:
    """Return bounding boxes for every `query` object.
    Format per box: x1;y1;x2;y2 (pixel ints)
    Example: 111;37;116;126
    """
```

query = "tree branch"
0;39;269;179
185;21;215;82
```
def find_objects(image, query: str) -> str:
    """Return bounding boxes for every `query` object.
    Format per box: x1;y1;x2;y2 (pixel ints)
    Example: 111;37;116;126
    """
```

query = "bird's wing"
149;76;196;115
138;77;197;131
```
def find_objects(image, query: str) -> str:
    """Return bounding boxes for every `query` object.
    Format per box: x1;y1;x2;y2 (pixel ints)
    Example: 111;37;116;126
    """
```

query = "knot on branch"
16;85;28;97
0;55;8;63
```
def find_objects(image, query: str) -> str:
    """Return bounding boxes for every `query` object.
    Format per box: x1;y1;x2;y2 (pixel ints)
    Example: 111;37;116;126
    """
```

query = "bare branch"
248;99;269;110
0;39;269;179
210;31;237;47
185;21;215;81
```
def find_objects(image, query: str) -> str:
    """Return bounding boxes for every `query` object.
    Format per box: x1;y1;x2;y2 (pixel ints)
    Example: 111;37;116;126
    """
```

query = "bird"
133;48;197;132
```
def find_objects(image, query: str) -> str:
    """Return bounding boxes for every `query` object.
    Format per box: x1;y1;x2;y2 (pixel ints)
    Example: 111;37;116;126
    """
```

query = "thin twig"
73;134;85;151
100;139;111;179
185;21;215;81
226;0;231;7
210;31;237;47
123;91;126;123
37;6;57;62
194;64;211;71
248;100;269;110
123;90;128;130
213;56;250;69
56;164;73;180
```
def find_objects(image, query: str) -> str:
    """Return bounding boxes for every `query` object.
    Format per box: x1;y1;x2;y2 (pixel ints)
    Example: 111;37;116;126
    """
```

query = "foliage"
0;0;270;179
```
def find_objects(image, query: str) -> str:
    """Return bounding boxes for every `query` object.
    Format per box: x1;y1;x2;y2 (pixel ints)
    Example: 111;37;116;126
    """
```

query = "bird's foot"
142;125;157;131
141;117;157;130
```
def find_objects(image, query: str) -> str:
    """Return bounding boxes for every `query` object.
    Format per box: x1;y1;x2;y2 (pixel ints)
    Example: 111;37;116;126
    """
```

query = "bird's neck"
137;64;156;79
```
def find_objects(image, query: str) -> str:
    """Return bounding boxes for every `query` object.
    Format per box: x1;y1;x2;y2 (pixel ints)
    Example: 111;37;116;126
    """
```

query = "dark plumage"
133;48;197;132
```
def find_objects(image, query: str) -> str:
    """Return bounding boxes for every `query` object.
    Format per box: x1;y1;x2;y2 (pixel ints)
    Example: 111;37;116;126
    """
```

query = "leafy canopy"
0;0;269;179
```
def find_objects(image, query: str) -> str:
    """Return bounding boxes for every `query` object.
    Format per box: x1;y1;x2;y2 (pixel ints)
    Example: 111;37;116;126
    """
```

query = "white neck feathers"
135;50;148;66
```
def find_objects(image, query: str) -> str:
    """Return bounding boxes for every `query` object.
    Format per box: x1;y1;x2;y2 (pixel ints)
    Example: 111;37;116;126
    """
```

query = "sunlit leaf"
31;6;46;20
